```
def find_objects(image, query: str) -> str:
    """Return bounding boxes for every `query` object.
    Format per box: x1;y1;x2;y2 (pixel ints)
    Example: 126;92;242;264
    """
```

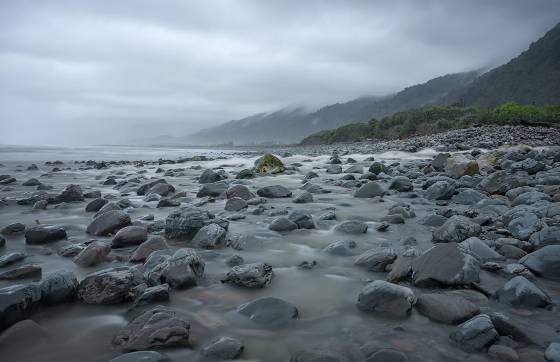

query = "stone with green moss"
254;154;285;173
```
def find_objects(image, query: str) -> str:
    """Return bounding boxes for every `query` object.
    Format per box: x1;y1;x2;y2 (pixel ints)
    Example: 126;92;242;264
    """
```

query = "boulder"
222;262;273;288
389;176;413;192
112;306;190;351
357;280;416;317
415;292;480;324
163;248;205;289
254;154;285;173
87;210;131;236
293;191;313;203
40;270;78;304
0;264;41;280
459;237;504;262
226;184;255;200
269;217;298;232
73;241;110;267
237;296;298;328
334;220;368;234
130;236;169;262
412;243;480;287
449;314;498;352
225;197;248;212
111;226;148;248
324;240;357;256
78;266;141;304
520;245;560;280
354;181;384;198
201;336;244;360
425;181;455;200
287;209;315;229
85;198;108;212
197;181;228;198
495;276;552;308
354;247;397;272
545;343;560;362
25;225;66;244
452;189;489;205
0;283;41;331
433;216;481;243
445;154;479;179
164;206;226;241
192;223;227;248
199;169;225;184
257;185;292;198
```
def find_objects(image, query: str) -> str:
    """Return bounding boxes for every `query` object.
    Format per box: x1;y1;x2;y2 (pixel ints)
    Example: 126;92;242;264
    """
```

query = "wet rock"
529;226;560;248
433;216;481;243
0;264;41;280
0;283;41;331
237;296;298;328
269;217;298;232
425;181;455;200
412;243;480;287
354;247;397;272
497;244;527;259
85;198;108;212
226;254;244;267
293;191;313;203
112;226;148;248
130;236;169;262
495;276;552;308
386;248;420;282
109;351;168;362
545;343;560;362
112;306;191;351
389;176;413;192
324;240;357;256
479;171;522;195
288;209;315;229
164;248;205;288
32;200;48;210
417;214;447;227
369;162;387;175
199;169;225;184
148;182;174;196
459;237;505;262
354;181;385;198
0;252;26;267
78;266;141;304
520;245;560;280
222;262;273;288
452;189;489;205
415;292;480;324
22;178;41;186
0;236;4;248
156;199;180;208
201;336;244;360
137;179;169;196
445;154;479;179
1;223;26;235
87;210;131;236
95;202;122;217
164;206;226;241
431;153;450;171
236;169;255;179
257;185;292;198
367;349;410;362
357;280;416;317
50;184;84;203
254;153;285;173
226;185;255;200
449;314;498;352
511;191;551;206
24;225;66;244
510;158;545;174
73;240;110;267
487;345;519;362
224;197;248;212
334;220;368;234
326;164;342;174
40;270;78;304
197;181;228;198
193;223;227;248
133;284;170;307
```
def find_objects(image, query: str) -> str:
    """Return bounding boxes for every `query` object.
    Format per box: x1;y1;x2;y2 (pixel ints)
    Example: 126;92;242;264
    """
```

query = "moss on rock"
254;153;285;173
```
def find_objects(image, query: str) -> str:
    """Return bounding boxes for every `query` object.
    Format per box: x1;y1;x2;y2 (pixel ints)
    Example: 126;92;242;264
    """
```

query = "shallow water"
0;148;559;362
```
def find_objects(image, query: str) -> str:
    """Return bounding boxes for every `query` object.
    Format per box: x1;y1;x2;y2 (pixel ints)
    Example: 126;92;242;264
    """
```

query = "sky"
1;0;559;145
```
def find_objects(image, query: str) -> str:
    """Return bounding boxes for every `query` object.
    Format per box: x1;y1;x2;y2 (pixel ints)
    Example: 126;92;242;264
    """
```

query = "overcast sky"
1;0;559;145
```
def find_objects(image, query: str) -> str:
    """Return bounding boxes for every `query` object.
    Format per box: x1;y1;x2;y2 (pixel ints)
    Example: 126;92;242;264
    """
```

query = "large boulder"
201;336;244;360
412;243;480;287
433;216;481;243
0;283;42;331
389;176;413;192
112;306;191;351
354;247;397;272
77;266;142;304
0;252;26;267
357;280;416;317
449;314;498;352
237;296;298;328
163;248;205;289
164;206;227;241
520;245;560;280
130;236;169;262
197;181;228;198
199;169;225;184
334;220;368;234
479;171;523;195
87;210;131;236
257;185;292;198
324;240;357;256
287;209;315;229
50;184;84;203
254;154;285;173
269;217;298;232
415;292;480;324
445;154;479;179
452;189;489;205
495;276;552;308
192;223;227;248
111;226;148;248
354;181;385;198
25;225;66;244
226;184;255;200
459;237;504;262
40;270;78;304
221;262;273;288
425;181;455;200
73;241;110;267
137;179;169;196
529;226;560;248
85;198;108;212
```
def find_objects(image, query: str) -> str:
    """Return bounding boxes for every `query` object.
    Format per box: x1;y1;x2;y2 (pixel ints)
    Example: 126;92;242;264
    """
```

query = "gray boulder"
357;280;416;317
40;270;78;304
495;276;552;308
354;181;384;198
324;240;357;256
237;296;298;328
87;210;131;236
25;225;66;244
449;314;498;352
164;206;227;241
334;220;368;234
269;217;298;232
415;292;480;324
222;262;273;288
257;185;292;198
354;247;397;272
226;184;255;200
192;223;227;248
0;283;41;331
197;181;228;198
225;197;248;212
78;266;142;304
452;189;489;205
201;336;244;360
520;245;560;280
73;241;110;267
433;216;481;243
112;226;148;248
288;209;315;229
130;236;169;262
389;176;413;192
425;181;455;200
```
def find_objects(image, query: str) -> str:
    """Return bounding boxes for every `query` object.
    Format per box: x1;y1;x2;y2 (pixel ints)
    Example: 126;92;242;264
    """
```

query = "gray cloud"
1;0;559;145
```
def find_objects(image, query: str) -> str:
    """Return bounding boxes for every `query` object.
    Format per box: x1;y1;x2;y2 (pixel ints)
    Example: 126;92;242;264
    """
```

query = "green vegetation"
254;153;285;173
301;102;560;145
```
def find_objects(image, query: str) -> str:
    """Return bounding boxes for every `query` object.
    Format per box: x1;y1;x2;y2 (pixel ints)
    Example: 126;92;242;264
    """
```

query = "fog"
1;0;559;145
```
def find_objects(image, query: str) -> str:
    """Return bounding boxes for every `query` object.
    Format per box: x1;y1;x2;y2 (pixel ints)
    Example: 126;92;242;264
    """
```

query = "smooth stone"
256;185;292;198
237;296;298;328
200;336;244;360
24;225;66;244
449;314;498;352
87;210;131;236
357;280;416;317
40;270;78;304
112;226;148;248
0;252;26;267
269;217;298;232
85;198;108;212
287;209;315;229
0;264;41;280
354;181;384;198
425;181;455;200
545;343;560;362
415;292;480;324
73;241;110;267
354;247;397;271
433;216;481;243
78;266;141;304
520;245;560;280
495;275;552;308
197;181;228;198
192;223;227;248
293;191;313;203
324;240;357;256
334;220;368;234
0;283;41;331
221;262;273;288
224;197;248;212
130;236;169;262
226;185;255;200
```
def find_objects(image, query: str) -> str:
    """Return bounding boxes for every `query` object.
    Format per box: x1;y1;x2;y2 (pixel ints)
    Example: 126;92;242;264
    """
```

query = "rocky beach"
1;126;560;362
